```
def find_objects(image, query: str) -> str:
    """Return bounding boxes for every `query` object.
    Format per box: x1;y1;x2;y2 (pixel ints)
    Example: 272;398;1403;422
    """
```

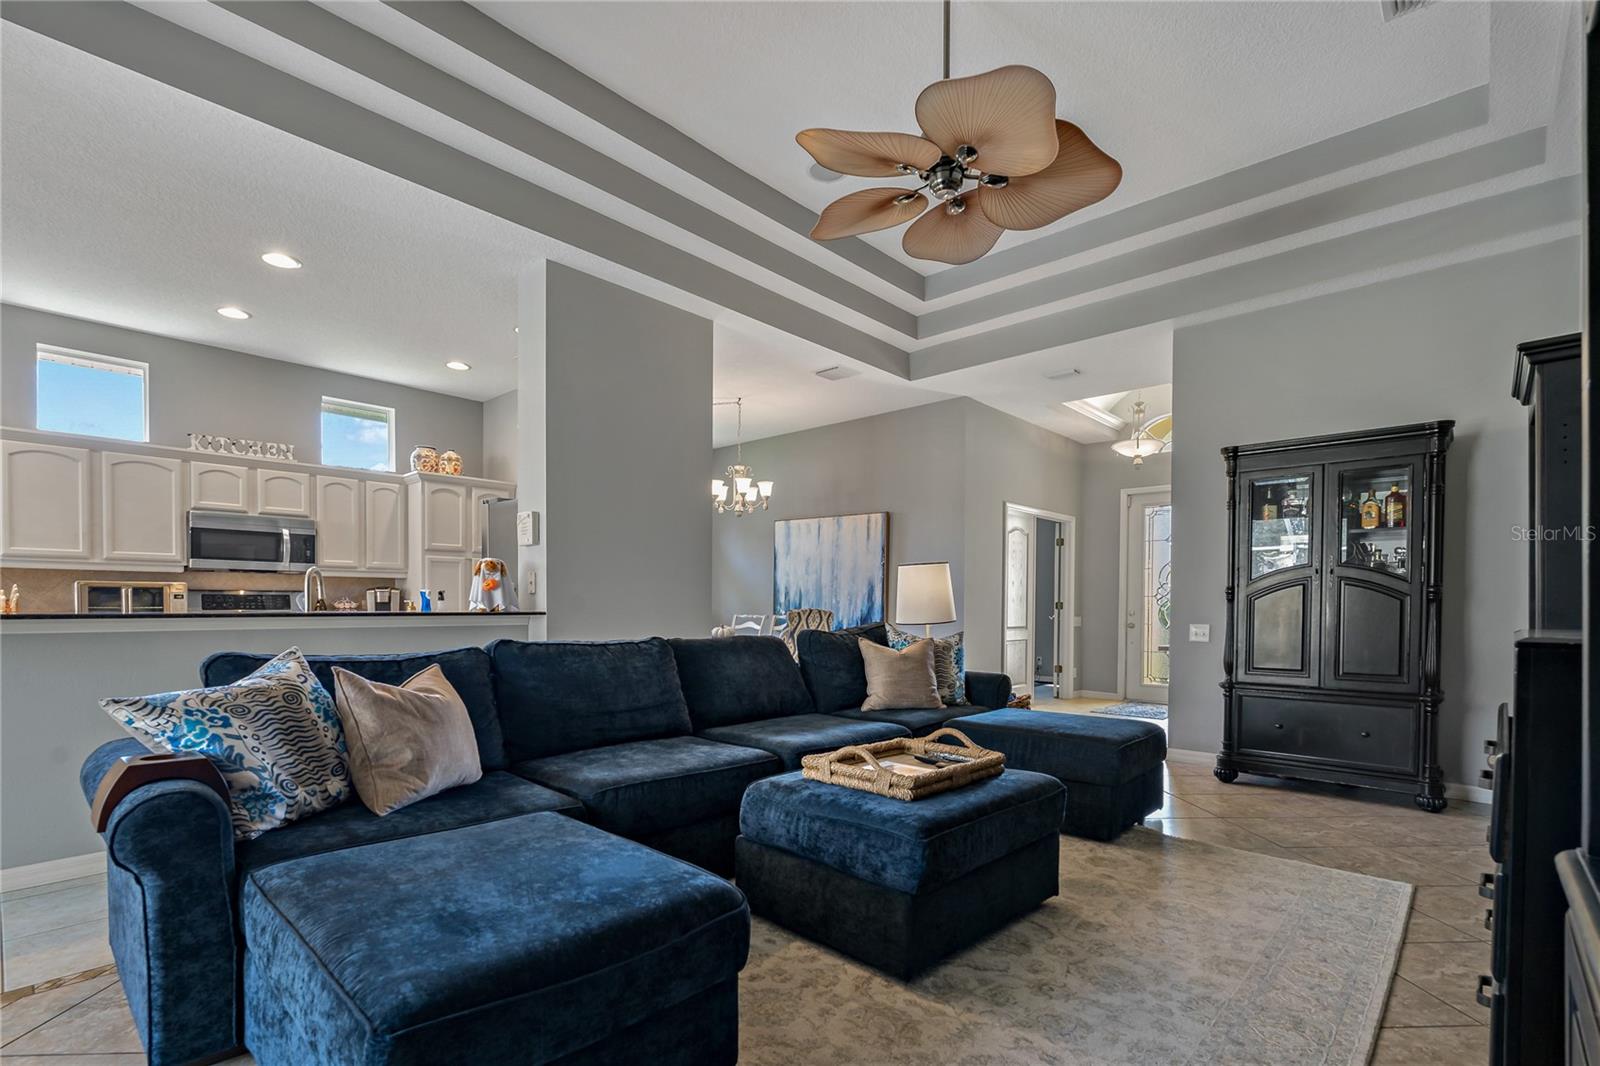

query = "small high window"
321;397;395;472
35;346;148;442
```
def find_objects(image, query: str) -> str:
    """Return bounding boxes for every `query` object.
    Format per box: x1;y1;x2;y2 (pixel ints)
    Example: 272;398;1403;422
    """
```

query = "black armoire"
1214;421;1454;810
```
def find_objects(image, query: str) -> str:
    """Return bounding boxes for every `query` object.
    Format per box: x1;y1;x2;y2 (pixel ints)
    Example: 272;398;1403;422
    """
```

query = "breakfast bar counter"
0;611;545;635
0;610;547;878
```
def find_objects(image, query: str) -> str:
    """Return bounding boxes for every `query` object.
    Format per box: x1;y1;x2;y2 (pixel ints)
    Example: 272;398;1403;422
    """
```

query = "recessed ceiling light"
216;306;251;320
445;360;471;371
261;251;302;269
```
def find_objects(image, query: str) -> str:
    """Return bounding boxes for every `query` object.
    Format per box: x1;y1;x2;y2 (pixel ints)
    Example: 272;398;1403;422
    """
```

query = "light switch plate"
1189;623;1211;643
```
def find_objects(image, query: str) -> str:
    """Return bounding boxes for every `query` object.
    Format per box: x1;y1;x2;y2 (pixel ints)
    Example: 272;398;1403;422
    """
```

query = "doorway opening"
1002;504;1074;700
1119;487;1172;706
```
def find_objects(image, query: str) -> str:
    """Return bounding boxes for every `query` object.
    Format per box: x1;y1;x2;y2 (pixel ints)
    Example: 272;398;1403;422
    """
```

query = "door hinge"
1053;664;1063;674
1055;600;1064;610
1056;537;1065;547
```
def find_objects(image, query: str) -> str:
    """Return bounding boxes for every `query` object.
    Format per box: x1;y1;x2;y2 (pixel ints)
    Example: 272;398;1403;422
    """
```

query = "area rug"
1091;701;1169;720
738;829;1410;1066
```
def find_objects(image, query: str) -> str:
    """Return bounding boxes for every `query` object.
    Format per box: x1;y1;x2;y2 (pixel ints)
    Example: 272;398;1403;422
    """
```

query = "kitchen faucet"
302;565;327;613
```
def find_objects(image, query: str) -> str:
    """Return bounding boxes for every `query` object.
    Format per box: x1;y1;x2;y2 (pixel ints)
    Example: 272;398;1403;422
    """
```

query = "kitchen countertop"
2;611;545;619
0;611;546;635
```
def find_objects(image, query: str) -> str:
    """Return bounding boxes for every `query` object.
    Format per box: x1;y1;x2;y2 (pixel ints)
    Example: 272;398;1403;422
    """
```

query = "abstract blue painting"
773;512;888;630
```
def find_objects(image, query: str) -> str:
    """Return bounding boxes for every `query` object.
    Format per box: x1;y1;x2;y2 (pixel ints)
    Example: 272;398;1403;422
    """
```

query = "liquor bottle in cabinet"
1384;485;1406;528
1216;421;1453;811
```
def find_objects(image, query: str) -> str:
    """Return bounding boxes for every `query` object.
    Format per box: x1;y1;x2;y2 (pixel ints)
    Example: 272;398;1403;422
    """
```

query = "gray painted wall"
543;264;712;639
711;397;1083;676
482;389;517;483
712;398;967;640
1;304;487;475
1078;450;1172;694
962;402;1084;674
0;618;537;870
1167;240;1579;787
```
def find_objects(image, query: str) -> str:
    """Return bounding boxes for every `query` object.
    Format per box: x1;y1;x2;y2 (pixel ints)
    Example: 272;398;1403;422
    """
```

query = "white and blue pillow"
885;622;968;706
101;647;351;839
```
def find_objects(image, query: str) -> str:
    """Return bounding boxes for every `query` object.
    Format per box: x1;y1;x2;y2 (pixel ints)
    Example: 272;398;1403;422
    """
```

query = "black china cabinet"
1215;421;1454;811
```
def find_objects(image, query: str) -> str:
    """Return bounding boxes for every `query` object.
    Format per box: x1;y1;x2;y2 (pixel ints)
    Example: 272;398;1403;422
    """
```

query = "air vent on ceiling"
1381;0;1432;21
815;365;860;381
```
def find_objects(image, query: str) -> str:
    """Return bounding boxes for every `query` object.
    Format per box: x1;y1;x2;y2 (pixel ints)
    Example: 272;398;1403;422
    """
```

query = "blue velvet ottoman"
735;769;1065;979
241;811;749;1066
945;709;1167;840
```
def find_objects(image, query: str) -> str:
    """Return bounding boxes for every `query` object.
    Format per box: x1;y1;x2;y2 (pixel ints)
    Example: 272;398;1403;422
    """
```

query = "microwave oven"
187;511;316;573
75;580;188;615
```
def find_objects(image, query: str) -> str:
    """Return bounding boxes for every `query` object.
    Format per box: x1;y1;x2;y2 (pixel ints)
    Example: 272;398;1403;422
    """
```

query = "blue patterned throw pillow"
101;647;351;839
885;622;968;706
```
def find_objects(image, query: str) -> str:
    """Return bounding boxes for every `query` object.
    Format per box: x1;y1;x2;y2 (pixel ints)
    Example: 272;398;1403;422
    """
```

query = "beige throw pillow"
859;638;942;711
331;665;482;816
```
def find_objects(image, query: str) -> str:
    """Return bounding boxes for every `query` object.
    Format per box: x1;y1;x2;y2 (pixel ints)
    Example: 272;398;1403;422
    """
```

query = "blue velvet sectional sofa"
79;625;1012;1065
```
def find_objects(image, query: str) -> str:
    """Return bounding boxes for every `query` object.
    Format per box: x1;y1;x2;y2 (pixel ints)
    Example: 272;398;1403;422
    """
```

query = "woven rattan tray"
800;727;1004;801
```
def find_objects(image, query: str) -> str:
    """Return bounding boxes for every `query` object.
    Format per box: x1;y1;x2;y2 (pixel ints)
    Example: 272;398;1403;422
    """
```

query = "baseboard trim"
1166;748;1215;764
1074;690;1122;700
1444;781;1492;805
1;851;103;892
1170;749;1491;804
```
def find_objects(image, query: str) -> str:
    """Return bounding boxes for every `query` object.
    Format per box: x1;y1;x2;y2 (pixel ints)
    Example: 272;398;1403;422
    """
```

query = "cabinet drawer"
1236;695;1416;773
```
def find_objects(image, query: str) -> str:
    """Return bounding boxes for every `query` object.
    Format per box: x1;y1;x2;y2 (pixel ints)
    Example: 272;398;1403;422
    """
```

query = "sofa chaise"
80;630;1014;1064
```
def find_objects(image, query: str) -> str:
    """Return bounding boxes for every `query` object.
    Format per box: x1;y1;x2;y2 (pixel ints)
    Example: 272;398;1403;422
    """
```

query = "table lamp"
895;562;956;637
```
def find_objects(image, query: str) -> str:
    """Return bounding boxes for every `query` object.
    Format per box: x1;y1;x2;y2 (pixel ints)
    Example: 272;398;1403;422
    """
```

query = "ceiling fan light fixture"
795;16;1121;265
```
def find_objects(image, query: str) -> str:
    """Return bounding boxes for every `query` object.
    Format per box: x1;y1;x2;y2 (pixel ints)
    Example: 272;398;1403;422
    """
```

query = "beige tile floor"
0;748;1491;1064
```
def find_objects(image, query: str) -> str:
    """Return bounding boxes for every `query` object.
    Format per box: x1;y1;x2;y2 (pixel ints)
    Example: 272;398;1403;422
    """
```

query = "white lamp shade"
735;476;753;495
895;562;956;626
712;479;727;500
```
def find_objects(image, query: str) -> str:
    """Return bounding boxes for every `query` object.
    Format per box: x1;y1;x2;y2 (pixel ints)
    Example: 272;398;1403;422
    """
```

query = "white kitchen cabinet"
420;480;469;553
421;553;473;613
257;469;313;517
363;480;406;573
101;452;184;563
0;441;92;560
315;476;363;570
189;462;249;512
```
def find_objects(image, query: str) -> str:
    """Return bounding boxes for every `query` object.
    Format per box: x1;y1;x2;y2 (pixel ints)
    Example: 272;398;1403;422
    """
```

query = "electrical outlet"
1189;623;1211;643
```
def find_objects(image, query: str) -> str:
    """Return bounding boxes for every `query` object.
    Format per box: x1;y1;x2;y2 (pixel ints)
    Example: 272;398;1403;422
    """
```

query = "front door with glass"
1124;492;1172;704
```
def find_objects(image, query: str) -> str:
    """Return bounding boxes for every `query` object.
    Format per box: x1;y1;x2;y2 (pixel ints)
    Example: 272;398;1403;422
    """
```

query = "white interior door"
1123;491;1173;704
1049;527;1072;698
1003;509;1034;693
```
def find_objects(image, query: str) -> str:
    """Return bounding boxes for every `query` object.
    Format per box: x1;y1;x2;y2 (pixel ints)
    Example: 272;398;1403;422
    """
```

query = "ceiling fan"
795;3;1122;265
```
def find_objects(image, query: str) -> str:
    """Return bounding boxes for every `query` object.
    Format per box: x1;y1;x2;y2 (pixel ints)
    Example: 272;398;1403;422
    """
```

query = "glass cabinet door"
1248;473;1314;579
1336;465;1412;579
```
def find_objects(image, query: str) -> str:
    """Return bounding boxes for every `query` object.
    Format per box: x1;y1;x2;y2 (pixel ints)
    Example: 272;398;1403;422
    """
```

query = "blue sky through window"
36;351;147;441
321;399;393;471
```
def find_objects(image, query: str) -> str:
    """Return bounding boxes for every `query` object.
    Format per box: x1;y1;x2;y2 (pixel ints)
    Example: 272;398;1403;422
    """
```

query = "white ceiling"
0;0;1579;453
925;322;1174;443
0;25;528;401
712;324;950;445
486;0;1490;272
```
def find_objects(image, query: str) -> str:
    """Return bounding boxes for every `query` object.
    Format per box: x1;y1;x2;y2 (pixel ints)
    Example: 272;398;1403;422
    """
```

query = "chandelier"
1110;399;1169;466
712;398;774;515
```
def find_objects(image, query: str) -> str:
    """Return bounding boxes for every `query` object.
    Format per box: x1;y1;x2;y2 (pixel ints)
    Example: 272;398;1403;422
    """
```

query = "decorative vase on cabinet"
1214;421;1454;812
